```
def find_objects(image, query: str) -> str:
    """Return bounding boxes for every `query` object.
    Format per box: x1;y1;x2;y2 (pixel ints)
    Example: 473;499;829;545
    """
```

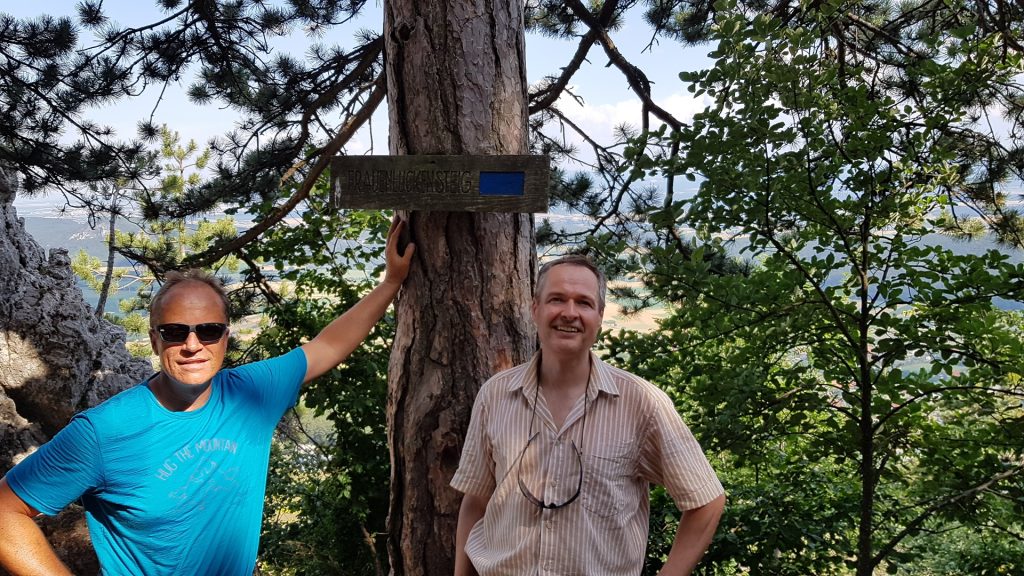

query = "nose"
560;301;578;318
182;331;204;352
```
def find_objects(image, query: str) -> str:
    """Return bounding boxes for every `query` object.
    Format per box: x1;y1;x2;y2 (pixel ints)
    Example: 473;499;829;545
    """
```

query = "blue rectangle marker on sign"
479;171;525;196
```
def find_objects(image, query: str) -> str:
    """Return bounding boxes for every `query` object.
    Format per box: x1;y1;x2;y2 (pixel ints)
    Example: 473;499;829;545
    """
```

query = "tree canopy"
617;2;1024;573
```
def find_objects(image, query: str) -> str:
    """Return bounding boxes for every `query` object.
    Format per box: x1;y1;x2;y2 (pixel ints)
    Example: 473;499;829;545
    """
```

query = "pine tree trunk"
94;202;118;318
383;1;535;575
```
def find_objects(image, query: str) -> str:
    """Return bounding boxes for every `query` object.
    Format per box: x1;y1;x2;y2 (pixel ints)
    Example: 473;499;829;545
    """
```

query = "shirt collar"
508;351;621;400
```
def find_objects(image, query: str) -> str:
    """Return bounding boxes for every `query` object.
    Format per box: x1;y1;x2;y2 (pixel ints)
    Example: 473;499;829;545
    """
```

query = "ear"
149;328;159;353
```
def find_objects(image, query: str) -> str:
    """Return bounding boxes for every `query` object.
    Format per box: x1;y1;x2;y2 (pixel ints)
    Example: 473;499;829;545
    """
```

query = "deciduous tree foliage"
249;188;396;575
616;1;1024;574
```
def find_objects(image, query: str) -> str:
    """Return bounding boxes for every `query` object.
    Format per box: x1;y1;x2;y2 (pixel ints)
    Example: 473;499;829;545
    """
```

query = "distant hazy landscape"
14;192;1024;318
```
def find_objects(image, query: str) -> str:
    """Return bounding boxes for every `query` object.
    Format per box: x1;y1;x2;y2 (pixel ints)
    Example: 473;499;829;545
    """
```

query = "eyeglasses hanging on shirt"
516;431;584;509
516;361;589;510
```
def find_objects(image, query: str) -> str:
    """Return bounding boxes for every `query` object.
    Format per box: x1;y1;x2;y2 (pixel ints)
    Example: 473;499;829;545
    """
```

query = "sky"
4;0;714;180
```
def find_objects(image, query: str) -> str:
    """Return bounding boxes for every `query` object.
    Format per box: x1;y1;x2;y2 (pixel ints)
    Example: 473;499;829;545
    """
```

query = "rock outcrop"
0;167;151;574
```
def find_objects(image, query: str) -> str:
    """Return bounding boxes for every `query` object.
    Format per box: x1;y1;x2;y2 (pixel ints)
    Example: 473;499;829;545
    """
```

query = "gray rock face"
0;167;152;467
0;167;152;574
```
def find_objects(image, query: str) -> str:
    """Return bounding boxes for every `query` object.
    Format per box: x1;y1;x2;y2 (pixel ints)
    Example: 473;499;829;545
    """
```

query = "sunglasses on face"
154;323;228;344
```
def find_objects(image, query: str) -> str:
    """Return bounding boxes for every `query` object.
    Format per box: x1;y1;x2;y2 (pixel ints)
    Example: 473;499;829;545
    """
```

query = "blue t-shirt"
7;348;307;576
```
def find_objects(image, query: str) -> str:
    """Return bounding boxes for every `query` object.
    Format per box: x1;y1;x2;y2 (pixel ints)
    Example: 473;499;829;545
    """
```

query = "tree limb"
563;0;683;131
177;74;386;271
871;459;1024;568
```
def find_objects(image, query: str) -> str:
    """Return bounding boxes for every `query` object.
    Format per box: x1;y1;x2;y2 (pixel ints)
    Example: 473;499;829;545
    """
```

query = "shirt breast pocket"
581;439;635;519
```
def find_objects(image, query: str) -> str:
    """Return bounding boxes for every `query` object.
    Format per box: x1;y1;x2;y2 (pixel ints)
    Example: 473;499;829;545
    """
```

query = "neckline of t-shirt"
142;373;220;418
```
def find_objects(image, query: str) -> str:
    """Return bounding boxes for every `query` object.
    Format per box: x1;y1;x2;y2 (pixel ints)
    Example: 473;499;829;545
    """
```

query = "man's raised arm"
301;217;415;384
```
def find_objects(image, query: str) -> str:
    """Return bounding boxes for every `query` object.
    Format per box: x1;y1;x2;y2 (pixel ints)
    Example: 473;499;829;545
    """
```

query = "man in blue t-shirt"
0;218;415;575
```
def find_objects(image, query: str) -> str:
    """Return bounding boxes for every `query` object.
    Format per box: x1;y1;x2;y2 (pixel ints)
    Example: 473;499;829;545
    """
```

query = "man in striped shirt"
452;255;725;576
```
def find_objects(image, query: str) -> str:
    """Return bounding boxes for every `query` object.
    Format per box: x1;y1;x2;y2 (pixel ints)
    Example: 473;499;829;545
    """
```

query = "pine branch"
563;0;683;131
179;74;386;271
527;0;619;114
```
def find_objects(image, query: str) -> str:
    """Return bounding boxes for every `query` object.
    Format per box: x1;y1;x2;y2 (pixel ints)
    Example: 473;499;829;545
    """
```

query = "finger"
396;220;411;257
401;240;416;260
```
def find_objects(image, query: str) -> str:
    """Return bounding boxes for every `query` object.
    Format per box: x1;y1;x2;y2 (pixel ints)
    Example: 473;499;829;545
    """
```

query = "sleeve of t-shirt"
638;389;725;511
5;415;103;516
450;384;496;498
228;347;307;426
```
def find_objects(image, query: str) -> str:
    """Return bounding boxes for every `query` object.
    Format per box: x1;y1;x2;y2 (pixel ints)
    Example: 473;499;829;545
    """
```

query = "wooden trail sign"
331;155;548;212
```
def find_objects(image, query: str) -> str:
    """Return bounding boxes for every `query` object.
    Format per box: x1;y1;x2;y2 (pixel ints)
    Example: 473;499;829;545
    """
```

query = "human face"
531;263;603;361
149;281;229;391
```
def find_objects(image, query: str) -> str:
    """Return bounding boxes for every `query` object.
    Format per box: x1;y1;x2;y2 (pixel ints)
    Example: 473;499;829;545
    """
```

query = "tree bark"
383;2;536;575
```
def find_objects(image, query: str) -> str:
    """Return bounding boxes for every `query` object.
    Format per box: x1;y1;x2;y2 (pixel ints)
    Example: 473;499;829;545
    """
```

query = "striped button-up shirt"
451;352;724;576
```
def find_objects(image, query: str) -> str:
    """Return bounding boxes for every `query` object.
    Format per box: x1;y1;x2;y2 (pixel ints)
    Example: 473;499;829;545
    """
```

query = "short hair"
535;254;607;312
149;269;231;325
